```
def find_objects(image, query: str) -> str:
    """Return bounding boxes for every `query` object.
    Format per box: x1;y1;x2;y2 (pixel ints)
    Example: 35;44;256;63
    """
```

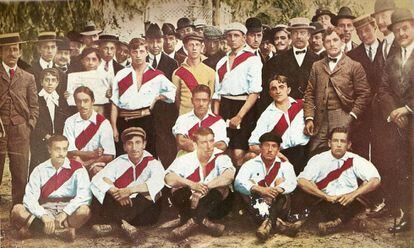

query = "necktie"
402;48;407;65
368;46;373;62
104;61;109;72
152;57;157;68
295;50;306;55
344;44;349;54
383;40;389;60
9;68;15;80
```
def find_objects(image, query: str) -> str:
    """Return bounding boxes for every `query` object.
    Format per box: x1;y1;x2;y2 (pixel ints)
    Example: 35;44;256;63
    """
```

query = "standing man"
245;17;265;63
312;8;335;30
260;18;318;115
259;28;275;63
309;22;326;58
212;22;262;167
332;7;357;53
303;27;371;155
165;127;235;240
162;23;179;60
80;21;102;48
54;37;72;74
271;24;291;56
378;8;414;233
172;32;215;115
203;26;225;70
175;17;195;65
0;32;39;205
115;41;130;67
96;34;124;79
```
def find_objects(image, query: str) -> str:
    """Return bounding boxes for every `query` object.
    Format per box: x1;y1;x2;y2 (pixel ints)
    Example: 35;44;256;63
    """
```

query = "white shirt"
172;109;229;145
111;64;176;110
298;151;380;196
148;53;162;68
401;41;414;66
364;39;379;62
166;148;235;185
38;89;59;133
293;46;307;67
342;40;353;53
98;59;115;84
2;61;17;78
23;158;92;218
39;57;54;70
316;48;326;55
235;155;297;196
213;47;262;100
383;32;395;59
249;97;309;149
91;151;165;203
63;111;116;155
328;52;343;72
166;50;176;59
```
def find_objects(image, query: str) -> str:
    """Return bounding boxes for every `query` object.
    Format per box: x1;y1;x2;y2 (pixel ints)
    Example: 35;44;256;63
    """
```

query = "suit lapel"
331;54;346;75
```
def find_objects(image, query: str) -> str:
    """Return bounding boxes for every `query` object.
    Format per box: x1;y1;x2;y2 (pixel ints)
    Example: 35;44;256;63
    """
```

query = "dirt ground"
1;164;413;248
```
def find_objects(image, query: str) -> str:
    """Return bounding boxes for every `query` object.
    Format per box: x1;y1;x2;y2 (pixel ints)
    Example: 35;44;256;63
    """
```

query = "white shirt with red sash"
249;97;309;150
90;151;165;204
110;64;176;110
172;109;229;145
63;111;116;155
23;158;92;218
166;148;235;186
212;47;262;100
235;155;297;196
298;151;381;196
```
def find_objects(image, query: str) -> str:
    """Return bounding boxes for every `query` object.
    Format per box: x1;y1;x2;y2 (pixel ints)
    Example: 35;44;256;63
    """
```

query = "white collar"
364;39;379;51
328;52;343;62
293;46;307;54
227;45;249;57
75;110;97;123
45;157;71;170
120;150;153;166
39;57;53;69
384;32;395;44
269;97;297;112
2;61;17;73
401;41;414;56
190;108;215;120
149;53;162;62
329;151;350;162
39;89;59;106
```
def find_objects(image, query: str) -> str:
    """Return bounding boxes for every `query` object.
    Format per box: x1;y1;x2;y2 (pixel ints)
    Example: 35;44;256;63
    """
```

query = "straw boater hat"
287;17;315;31
80;21;103;36
388;8;414;30
312;8;336;22
353;15;376;29
0;32;27;46
35;31;59;43
371;0;396;17
95;34;120;45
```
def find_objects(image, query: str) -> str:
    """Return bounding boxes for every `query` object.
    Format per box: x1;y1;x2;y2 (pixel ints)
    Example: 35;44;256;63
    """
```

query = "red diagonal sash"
187;153;223;182
114;156;155;188
217;52;255;83
271;99;303;137
316;158;354;190
175;67;199;92
188;115;222;139
118;72;133;97
75;114;106;150
142;69;164;85
258;162;281;187
40;160;83;200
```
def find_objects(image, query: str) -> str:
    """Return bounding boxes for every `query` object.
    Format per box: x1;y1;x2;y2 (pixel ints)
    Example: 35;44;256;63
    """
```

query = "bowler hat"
145;23;163;39
312;8;336;22
372;0;396;16
80;21;103;36
332;7;356;26
245;17;263;33
388;8;414;30
57;37;71;50
177;17;194;30
310;22;325;35
0;32;26;46
162;23;176;36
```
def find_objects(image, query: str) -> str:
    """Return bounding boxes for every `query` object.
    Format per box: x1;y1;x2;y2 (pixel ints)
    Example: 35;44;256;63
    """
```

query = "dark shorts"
219;97;256;150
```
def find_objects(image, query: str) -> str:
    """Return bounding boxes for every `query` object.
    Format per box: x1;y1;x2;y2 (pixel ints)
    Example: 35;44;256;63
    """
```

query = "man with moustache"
259;28;275;62
309;22;326;58
0;32;39;205
312;7;335;30
303;27;371;155
260;18;318;115
54;37;71;74
203;26;225;69
115;41;130;67
271;24;290;56
378;8;414;233
332;7;358;53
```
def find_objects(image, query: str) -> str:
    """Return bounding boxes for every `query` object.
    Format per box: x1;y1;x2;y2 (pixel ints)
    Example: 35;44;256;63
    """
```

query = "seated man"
165;127;235;240
297;127;381;235
11;135;92;241
172;85;228;155
63;86;115;176
248;74;309;174
235;132;298;240
90;127;165;242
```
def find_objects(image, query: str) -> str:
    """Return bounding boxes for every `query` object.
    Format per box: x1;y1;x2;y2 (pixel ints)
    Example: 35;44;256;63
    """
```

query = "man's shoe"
201;218;225;237
121;220;144;242
92;224;115;237
388;216;410;233
54;227;75;242
256;218;272;240
287;208;311;223
171;218;198;240
275;218;303;237
318;218;342;236
367;200;388;218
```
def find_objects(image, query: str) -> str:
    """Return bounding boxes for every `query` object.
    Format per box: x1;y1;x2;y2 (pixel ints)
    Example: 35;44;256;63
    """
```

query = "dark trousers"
116;115;156;157
318;200;363;223
99;193;161;226
171;187;233;223
282;145;307;175
245;193;290;225
0;123;30;205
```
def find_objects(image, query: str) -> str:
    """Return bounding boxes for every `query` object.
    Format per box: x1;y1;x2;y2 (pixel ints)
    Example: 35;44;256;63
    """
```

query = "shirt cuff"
405;105;413;113
350;112;357;120
305;117;314;121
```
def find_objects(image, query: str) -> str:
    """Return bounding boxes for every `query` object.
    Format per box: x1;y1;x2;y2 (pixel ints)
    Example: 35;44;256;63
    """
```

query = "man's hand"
63;91;70;99
113;188;132;201
324;194;339;203
277;152;289;162
190;182;209;195
229;115;242;129
54;212;68;228
119;197;133;207
93;147;104;158
304;119;314;136
337;192;357;206
106;88;112;99
113;127;119;143
89;162;105;175
395;116;409;129
41;215;55;235
390;107;409;121
258;186;279;199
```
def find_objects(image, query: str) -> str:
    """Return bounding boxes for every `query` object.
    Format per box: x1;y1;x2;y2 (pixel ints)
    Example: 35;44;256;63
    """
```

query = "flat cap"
259;132;282;145
121;127;146;143
183;32;204;43
224;22;247;35
204;26;223;40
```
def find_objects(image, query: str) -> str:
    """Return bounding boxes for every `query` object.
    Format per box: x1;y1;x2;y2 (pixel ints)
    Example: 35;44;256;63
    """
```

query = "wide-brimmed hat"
310;22;325;35
332;7;356;26
177;17;194;30
372;0;396;17
0;32;27;46
67;30;83;43
162;23;176;36
145;23;163;39
80;21;103;36
245;17;263;33
312;8;336;22
287;17;315;31
35;31;59;43
204;26;223;40
57;37;71;50
353;15;376;29
388;8;414;30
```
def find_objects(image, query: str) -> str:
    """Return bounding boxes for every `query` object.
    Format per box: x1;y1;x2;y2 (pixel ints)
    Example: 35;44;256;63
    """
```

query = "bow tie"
295;50;306;55
328;57;338;63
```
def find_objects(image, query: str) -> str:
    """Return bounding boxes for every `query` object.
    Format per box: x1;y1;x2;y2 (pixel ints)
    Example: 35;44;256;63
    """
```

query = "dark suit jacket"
175;47;187;65
304;55;371;133
203;51;225;70
0;65;39;129
31;59;67;94
112;60;124;75
259;48;319;113
146;52;178;80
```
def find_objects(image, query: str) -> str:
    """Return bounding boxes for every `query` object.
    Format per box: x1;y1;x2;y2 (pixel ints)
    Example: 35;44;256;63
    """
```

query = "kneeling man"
298;127;380;235
11;135;92;241
165;127;235;240
90;127;165;241
235;132;298;240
